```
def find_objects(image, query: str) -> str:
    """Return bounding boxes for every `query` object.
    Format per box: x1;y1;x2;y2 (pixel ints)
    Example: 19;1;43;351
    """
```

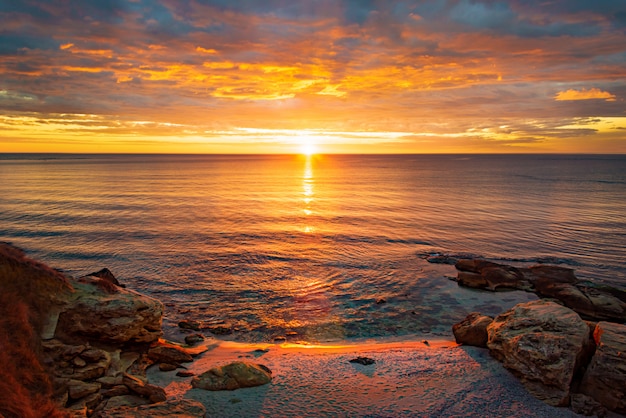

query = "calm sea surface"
1;154;625;342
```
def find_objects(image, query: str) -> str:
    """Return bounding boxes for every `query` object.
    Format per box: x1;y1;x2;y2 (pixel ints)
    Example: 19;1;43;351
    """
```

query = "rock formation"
452;312;493;348
454;259;626;322
0;243;204;417
453;298;626;415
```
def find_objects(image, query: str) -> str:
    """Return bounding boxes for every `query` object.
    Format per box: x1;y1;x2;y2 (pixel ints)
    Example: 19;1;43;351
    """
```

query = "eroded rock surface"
487;300;589;406
581;321;626;414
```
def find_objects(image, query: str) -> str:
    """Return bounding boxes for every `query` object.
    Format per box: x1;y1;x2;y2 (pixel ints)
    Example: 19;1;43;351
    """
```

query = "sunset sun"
298;134;318;155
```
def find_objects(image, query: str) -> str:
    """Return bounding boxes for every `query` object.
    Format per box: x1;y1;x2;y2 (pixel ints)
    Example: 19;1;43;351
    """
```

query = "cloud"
555;88;616;102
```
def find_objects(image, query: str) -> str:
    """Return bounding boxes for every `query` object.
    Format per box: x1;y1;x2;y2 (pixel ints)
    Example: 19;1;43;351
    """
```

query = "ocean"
1;154;625;342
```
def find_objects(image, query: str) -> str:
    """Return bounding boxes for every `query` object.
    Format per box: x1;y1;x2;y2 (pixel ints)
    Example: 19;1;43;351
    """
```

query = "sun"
298;134;318;155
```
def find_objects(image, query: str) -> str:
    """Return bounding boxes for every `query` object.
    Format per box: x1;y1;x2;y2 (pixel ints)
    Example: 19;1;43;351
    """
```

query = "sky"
0;0;625;154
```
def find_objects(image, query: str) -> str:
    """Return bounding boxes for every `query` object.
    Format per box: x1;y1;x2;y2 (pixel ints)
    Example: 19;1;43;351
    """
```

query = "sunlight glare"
298;133;318;155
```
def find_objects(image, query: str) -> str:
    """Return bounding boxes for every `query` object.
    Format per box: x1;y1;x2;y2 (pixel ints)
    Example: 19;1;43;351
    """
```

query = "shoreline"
147;336;583;417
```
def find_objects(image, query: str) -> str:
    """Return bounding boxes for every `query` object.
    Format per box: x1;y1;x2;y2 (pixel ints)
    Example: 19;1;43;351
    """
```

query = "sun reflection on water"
302;155;315;233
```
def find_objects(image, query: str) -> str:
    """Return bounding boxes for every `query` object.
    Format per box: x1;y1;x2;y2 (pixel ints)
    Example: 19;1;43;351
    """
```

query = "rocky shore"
1;243;625;417
451;259;626;416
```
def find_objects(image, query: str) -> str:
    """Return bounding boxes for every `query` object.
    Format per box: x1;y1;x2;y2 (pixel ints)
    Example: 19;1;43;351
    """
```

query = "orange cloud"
555;88;616;102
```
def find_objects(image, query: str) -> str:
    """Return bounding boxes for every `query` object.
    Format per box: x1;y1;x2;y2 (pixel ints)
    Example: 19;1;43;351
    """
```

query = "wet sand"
147;337;583;417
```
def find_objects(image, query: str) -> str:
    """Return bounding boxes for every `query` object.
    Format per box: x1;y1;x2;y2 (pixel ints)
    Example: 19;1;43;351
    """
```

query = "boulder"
580;321;626;413
487;300;589;406
55;277;163;345
122;374;167;403
191;362;272;391
95;398;205;418
452;312;493;348
148;345;193;364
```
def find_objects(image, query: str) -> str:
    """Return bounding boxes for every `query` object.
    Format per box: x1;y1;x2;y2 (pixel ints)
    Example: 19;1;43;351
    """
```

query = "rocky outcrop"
580;321;626;413
191;362;272;391
55;275;163;345
454;259;626;322
0;243;206;417
452;312;493;348
486;300;590;406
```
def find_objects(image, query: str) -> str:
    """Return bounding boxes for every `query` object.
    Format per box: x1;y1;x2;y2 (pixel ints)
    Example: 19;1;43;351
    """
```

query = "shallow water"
1;154;625;341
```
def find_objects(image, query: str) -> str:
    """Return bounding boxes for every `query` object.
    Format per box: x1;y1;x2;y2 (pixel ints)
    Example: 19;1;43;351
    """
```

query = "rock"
55;277;163;345
71;360;109;381
178;320;202;331
98;394;150;411
375;298;386;304
94;398;205;418
580;321;626;413
101;385;130;398
86;268;123;288
487;300;589;406
456;271;488;289
452;312;493;348
67;379;101;400
148;345;193;364
159;363;177;372
176;370;195;377
454;259;626;322
184;334;205;345
273;336;287;342
191;362;272;391
97;376;124;389
349;356;376;365
122;373;167;403
570;393;607;417
206;325;232;335
80;348;109;362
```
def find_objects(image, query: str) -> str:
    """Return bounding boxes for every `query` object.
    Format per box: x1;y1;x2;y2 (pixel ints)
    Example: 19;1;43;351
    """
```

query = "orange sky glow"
1;1;625;154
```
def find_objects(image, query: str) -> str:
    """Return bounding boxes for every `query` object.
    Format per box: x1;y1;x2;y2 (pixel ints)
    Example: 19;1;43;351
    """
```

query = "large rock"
55;276;163;345
191;362;272;391
581;321;626;413
452;312;493;348
487;300;589;406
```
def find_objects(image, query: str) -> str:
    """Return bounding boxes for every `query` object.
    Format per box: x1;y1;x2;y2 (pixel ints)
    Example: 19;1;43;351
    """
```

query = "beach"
148;337;583;417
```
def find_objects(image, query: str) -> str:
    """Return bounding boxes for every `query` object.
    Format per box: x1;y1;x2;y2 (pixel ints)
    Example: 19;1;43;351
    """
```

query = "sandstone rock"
71;360;109;381
452;312;493;348
349;357;376;365
86;268;123;288
97;376;124;389
101;385;130;398
98;394;150;411
184;333;205;345
68;379;101;400
159;363;177;372
148;345;193;364
122;373;167;403
94;398;205;418
191;362;272;391
456;271;488;289
581;321;626;413
570;393;607;417
178;320;202;331
176;370;195;377
55;278;163;345
487;300;589;406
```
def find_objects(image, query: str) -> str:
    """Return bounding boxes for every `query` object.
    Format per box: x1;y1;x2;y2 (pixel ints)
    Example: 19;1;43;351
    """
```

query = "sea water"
1;154;625;341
